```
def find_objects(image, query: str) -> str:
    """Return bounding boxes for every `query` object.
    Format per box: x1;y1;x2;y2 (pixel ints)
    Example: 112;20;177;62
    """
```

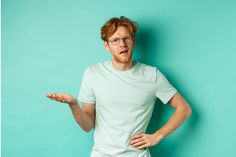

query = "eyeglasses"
108;36;133;46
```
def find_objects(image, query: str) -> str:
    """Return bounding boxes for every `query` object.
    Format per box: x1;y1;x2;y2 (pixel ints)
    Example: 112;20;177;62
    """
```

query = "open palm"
46;93;78;105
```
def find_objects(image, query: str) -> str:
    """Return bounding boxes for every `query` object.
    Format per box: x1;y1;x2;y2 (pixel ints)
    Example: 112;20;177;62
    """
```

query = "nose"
119;38;126;46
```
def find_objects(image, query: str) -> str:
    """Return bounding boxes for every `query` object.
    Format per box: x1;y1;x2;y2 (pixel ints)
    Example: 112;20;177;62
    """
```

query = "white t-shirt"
78;60;177;157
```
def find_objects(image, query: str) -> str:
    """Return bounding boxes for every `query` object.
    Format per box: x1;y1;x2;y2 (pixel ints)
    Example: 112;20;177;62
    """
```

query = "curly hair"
100;16;138;41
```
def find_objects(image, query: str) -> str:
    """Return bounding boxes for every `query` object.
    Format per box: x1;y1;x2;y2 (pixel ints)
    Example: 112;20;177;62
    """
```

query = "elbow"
178;104;192;120
188;106;192;116
83;125;94;133
84;128;92;133
185;105;192;119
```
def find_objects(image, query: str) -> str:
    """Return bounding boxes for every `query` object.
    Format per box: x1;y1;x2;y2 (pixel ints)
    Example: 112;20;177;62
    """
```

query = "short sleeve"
78;67;96;104
155;69;177;104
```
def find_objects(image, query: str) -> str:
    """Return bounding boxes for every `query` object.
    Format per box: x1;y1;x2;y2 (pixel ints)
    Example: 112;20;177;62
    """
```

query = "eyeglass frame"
108;35;134;46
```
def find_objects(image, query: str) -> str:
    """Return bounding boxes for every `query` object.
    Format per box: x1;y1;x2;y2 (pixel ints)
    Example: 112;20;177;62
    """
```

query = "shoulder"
135;62;169;82
135;62;159;82
84;60;109;74
136;61;158;75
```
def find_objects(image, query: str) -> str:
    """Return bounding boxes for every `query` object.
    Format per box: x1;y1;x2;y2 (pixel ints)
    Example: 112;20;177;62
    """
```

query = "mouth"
119;50;129;55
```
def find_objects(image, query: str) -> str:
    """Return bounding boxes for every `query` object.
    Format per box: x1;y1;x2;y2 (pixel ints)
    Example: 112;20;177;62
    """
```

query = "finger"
54;94;64;100
130;138;143;145
49;95;58;100
51;93;57;97
56;95;69;103
48;94;62;101
132;141;146;147
47;95;56;99
58;99;65;103
47;93;58;99
137;144;148;150
56;94;63;100
59;96;67;102
60;95;71;102
130;134;143;140
46;93;54;98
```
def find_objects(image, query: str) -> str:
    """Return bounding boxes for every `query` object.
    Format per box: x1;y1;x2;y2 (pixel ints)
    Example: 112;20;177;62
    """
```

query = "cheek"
128;45;134;51
110;49;119;55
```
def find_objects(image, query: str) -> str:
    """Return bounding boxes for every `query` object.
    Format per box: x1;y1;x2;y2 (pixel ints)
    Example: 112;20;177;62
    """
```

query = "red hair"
100;16;138;41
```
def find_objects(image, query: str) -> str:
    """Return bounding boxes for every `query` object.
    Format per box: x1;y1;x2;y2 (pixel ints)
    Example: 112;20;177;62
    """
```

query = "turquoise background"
2;0;236;156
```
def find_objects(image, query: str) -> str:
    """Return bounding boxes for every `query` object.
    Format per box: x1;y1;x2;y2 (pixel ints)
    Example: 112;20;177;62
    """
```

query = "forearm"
155;105;192;138
69;103;94;132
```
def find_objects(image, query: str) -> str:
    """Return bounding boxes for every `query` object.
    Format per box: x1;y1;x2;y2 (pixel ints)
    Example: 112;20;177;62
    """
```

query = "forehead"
109;26;131;38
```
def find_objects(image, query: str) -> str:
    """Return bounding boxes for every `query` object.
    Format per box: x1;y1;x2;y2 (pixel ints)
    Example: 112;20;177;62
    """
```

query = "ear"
104;41;111;51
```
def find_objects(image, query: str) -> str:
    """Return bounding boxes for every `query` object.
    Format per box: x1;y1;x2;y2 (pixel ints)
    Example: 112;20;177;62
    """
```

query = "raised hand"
46;93;78;105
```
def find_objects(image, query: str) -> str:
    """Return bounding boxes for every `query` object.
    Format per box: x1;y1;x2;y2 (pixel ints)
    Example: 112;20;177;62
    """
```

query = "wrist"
68;102;78;109
154;131;164;141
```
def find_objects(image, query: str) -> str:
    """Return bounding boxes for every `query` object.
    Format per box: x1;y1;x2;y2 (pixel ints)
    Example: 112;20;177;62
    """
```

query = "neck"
111;59;134;71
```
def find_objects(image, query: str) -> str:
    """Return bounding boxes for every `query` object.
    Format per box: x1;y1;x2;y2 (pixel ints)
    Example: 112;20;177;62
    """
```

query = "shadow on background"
135;23;200;157
134;24;160;66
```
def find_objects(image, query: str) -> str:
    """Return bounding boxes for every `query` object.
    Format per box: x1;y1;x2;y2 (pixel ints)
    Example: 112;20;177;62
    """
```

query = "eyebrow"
110;35;131;40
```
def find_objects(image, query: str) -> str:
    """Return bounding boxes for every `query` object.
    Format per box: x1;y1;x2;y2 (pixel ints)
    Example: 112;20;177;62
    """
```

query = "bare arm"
154;92;192;138
130;92;192;149
46;93;95;132
69;102;95;132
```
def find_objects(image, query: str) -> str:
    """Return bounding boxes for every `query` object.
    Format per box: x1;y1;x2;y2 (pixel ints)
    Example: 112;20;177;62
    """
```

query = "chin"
113;52;133;63
119;57;132;63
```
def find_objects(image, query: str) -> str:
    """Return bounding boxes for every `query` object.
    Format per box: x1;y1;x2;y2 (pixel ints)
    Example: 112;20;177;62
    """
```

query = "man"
47;16;192;157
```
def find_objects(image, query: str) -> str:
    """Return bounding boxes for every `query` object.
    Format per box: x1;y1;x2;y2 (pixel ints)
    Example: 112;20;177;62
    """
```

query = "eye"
124;37;131;42
112;38;119;42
